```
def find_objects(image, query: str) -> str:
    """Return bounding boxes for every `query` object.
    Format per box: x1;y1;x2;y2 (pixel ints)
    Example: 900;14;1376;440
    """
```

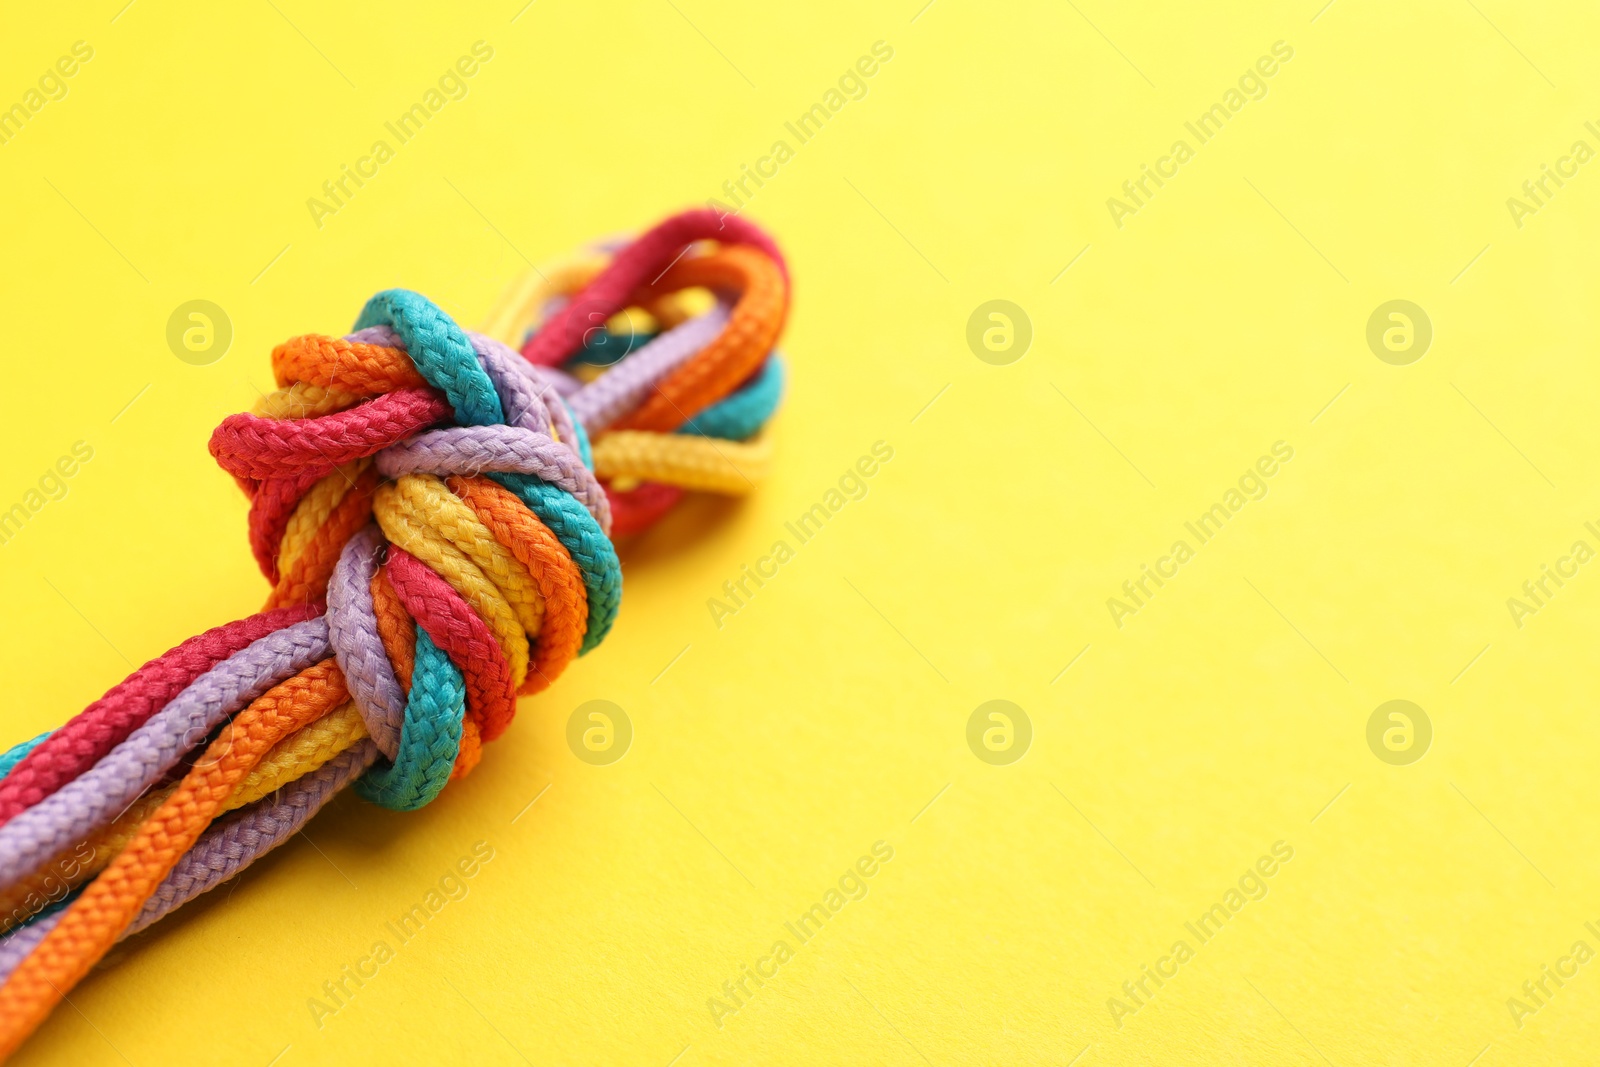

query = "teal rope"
489;472;621;653
0;732;51;779
356;627;465;811
574;329;654;366
9;881;85;932
564;399;595;470
355;289;506;428
678;355;784;441
352;289;621;654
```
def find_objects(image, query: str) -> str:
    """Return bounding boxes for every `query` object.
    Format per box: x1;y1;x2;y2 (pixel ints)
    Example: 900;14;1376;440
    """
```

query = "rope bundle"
0;208;789;1056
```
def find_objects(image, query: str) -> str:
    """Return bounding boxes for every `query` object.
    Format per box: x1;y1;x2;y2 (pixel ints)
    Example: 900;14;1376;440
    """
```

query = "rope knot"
0;210;792;1053
205;209;788;810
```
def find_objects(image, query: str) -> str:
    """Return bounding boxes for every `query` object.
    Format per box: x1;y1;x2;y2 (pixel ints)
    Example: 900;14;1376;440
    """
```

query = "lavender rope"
0;914;48;982
404;324;591;485
123;740;378;937
526;362;581;399
0;276;738;963
0;742;377;983
351;325;567;439
567;306;728;432
376;426;611;531
470;331;567;435
0;618;332;893
327;525;405;760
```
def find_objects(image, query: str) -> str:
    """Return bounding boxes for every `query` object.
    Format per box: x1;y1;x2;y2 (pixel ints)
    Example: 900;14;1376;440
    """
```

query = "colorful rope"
0;208;789;1057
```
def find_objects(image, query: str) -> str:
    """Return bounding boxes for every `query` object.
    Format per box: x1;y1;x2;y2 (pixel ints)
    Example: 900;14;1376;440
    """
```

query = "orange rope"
0;663;348;1055
446;475;588;695
616;245;788;432
369;565;482;778
0;212;793;1059
271;334;428;395
267;464;380;610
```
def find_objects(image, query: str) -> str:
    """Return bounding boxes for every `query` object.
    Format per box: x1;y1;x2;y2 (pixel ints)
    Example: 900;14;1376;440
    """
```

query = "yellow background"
2;1;1599;1063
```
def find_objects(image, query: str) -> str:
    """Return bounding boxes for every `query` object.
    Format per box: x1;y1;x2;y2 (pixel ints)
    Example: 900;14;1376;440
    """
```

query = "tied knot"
206;208;790;810
0;210;792;1054
212;291;618;811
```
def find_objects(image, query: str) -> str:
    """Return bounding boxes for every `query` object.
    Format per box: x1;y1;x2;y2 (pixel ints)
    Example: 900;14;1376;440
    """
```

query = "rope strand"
0;209;790;1058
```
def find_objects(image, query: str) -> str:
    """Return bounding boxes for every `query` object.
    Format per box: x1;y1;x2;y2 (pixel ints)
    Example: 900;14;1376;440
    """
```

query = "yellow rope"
225;703;368;813
373;476;531;688
0;705;370;934
277;459;371;578
592;430;772;494
252;380;362;420
478;256;702;347
384;473;545;641
479;254;608;345
0;787;167;934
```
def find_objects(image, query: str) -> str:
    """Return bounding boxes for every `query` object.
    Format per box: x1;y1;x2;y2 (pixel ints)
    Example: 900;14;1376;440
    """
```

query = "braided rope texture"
0;209;789;1058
